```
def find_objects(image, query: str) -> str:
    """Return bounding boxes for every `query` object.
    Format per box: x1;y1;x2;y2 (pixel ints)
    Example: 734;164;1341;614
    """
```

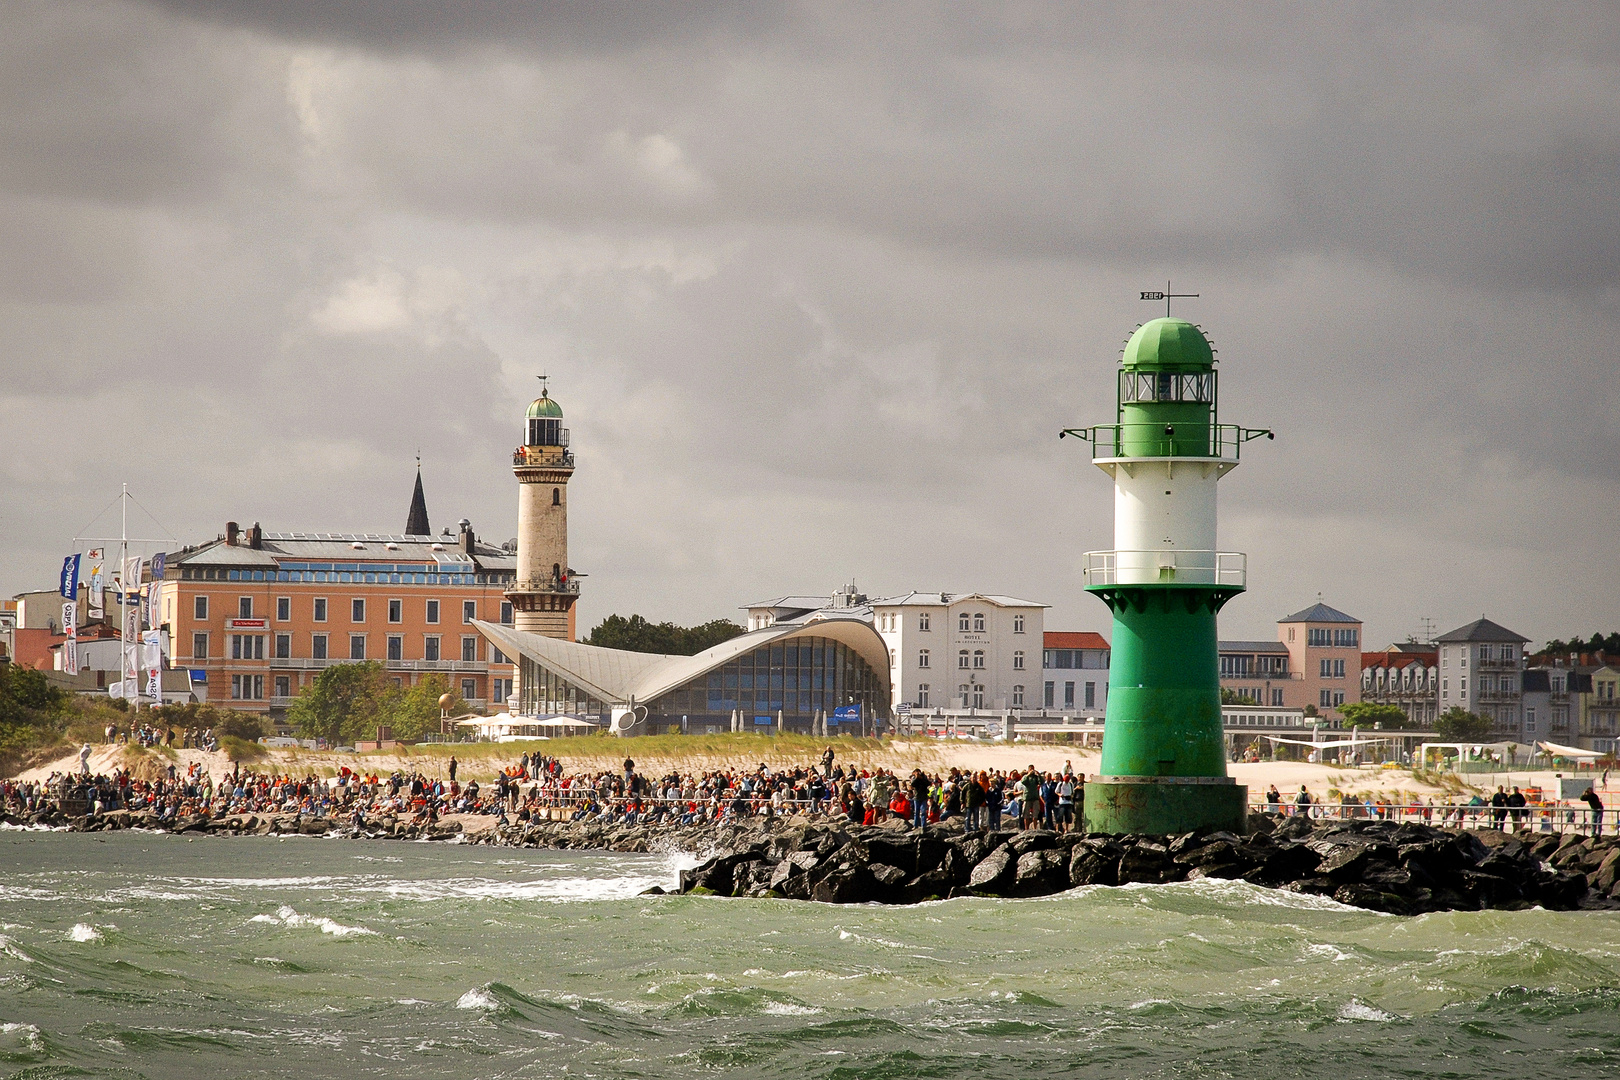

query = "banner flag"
142;630;162;702
59;554;80;599
62;602;78;676
150;552;166;580
88;549;104;619
123;599;140;705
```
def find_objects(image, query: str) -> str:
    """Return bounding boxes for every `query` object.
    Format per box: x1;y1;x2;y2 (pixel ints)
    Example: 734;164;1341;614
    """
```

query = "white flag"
61;602;79;676
88;549;104;619
144;629;163;702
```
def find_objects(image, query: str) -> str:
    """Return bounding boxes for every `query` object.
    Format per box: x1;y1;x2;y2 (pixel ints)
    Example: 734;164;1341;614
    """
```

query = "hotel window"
958;650;970;669
1479;645;1490;663
274;633;290;659
313;598;327;622
388;599;402;623
1461;678;1467;694
426;600;440;624
1012;685;1024;707
349;634;366;660
274;675;290;698
312;634;328;660
918;613;930;631
230;674;263;700
491;647;507;665
916;684;930;708
231;634;264;660
500;601;513;624
1013;615;1025;633
192;632;208;658
1085;681;1096;708
276;597;290;622
1271;688;1283;707
387;635;403;661
492;678;512;701
424;636;440;662
238;596;253;619
959;613;970;632
972;685;984;709
918;649;930;668
463;600;477;623
1064;681;1075;707
973;613;986;632
351;599;365;622
194;595;208;620
972;650;985;669
1044;681;1055;707
1320;689;1332;707
461;678;477;700
1013;650;1025;670
1333;691;1345;707
462;637;477;662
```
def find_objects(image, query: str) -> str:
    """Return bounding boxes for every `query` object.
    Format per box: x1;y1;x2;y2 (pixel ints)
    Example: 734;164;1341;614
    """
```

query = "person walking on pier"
1581;787;1605;838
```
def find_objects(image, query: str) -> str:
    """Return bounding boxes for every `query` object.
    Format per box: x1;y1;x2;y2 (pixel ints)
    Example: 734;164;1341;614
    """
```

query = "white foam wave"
762;1000;823;1015
0;935;33;962
0;1021;45;1052
68;923;103;942
1338;1000;1398;1022
253;905;377;937
1305;943;1352;963
456;987;500;1011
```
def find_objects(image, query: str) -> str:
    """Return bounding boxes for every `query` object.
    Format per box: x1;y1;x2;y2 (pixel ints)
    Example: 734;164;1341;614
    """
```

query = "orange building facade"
155;518;530;721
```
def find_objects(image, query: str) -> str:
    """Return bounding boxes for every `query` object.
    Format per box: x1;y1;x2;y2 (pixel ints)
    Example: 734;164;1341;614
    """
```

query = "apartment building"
1276;602;1363;718
1218;640;1295;708
1435;617;1529;740
156;517;518;720
1040;631;1110;717
1359;645;1439;729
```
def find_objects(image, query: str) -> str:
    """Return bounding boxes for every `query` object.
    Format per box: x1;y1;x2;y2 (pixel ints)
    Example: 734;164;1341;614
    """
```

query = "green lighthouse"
1063;316;1271;834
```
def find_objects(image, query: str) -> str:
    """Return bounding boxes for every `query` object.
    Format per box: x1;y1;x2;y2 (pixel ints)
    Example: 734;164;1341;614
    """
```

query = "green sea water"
2;828;1618;1079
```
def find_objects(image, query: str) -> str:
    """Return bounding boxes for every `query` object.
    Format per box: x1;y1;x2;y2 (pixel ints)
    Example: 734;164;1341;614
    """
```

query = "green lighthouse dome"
1121;318;1214;371
526;390;564;419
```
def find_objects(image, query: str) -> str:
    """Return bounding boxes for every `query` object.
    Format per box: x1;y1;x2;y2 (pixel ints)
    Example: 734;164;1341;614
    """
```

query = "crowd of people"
3;747;1607;839
102;722;218;752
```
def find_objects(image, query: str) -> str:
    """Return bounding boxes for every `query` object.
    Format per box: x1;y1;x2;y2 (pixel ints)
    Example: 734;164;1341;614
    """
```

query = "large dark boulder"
1070;839;1123;887
1118;840;1180;885
967;846;1017;892
811;864;873;904
1012;850;1069;896
1007;830;1057;856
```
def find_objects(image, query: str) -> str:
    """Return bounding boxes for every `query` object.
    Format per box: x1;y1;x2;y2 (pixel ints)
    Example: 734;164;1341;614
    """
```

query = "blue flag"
150;552;166;581
59;554;80;599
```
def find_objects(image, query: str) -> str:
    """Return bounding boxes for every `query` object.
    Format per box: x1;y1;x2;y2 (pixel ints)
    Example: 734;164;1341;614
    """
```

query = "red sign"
227;619;267;629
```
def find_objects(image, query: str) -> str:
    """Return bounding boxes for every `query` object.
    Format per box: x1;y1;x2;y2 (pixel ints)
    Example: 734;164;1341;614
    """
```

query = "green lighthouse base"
1083;776;1249;836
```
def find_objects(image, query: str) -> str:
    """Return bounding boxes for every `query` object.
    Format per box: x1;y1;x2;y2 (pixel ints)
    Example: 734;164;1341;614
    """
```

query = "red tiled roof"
1362;650;1435;670
1044;631;1109;650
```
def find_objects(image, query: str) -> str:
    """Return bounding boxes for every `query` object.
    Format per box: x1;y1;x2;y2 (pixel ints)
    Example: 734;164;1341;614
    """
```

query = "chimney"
249;522;263;549
459;518;474;555
225;521;239;546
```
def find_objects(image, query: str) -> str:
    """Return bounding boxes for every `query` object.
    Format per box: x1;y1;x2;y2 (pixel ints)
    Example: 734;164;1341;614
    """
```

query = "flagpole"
122;483;135;716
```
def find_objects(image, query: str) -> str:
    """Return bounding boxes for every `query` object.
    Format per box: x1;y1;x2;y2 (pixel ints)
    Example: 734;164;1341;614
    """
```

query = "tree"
1221;688;1259;705
1434;706;1492;742
379;674;467;741
287;662;389;745
1339;702;1410;730
585;614;745;655
1540;632;1620;657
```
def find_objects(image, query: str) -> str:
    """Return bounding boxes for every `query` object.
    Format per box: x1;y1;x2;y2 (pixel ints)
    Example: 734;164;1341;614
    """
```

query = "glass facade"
647;635;884;735
517;634;886;735
519;655;610;721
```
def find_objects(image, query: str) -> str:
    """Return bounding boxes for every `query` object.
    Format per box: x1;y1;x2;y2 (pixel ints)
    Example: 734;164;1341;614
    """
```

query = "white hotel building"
744;585;1046;720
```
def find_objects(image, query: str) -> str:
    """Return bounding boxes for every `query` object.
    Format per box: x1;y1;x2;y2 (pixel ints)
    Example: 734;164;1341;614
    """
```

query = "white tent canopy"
1536;740;1603;759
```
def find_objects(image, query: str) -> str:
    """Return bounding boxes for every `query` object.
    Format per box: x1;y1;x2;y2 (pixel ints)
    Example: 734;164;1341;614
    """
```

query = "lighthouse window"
552;487;560;505
1120;370;1214;403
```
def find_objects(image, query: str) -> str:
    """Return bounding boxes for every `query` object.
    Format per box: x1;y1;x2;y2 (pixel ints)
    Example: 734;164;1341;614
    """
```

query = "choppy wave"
251;905;376;938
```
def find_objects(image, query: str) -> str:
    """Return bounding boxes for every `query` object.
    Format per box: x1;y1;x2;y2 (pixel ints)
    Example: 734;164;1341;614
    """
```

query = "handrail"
1059;423;1272;462
1249;800;1609;835
1082;549;1247;588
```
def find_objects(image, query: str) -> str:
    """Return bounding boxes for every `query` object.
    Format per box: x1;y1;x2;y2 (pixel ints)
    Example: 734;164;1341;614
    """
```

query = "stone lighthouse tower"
506;384;578;639
1064;316;1271;834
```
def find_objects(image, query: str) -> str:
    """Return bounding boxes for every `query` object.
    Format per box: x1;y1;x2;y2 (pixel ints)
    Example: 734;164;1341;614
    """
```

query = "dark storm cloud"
1;0;1616;645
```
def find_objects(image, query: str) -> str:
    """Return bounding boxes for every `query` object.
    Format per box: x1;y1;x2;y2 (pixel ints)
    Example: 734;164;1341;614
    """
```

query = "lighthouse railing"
1065;423;1267;461
1081;549;1247;588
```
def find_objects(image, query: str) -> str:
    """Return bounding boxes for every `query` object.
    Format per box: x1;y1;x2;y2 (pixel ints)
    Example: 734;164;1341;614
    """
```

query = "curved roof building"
475;615;890;735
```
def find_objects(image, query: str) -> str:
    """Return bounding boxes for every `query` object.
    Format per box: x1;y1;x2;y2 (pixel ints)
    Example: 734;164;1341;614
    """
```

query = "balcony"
509;577;582;596
268;696;296;709
268;657;491;673
1083;549;1246;588
1061;423;1270;463
512;445;574;468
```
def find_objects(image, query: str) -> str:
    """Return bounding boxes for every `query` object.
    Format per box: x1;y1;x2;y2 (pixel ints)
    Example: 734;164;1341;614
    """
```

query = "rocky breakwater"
675;814;1620;914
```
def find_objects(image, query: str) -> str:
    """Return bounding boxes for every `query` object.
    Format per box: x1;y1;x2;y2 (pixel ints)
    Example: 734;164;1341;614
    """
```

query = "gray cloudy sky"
3;1;1617;647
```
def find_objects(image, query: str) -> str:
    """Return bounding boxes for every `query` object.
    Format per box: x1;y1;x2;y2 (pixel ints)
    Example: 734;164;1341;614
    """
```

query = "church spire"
405;459;430;537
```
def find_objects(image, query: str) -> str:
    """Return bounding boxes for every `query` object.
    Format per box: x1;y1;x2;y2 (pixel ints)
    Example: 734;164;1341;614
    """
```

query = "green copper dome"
526;391;563;419
1121;318;1214;370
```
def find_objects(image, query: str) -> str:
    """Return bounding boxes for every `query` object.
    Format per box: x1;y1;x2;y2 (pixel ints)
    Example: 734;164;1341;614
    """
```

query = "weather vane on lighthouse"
536;374;549;395
1140;281;1199;318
